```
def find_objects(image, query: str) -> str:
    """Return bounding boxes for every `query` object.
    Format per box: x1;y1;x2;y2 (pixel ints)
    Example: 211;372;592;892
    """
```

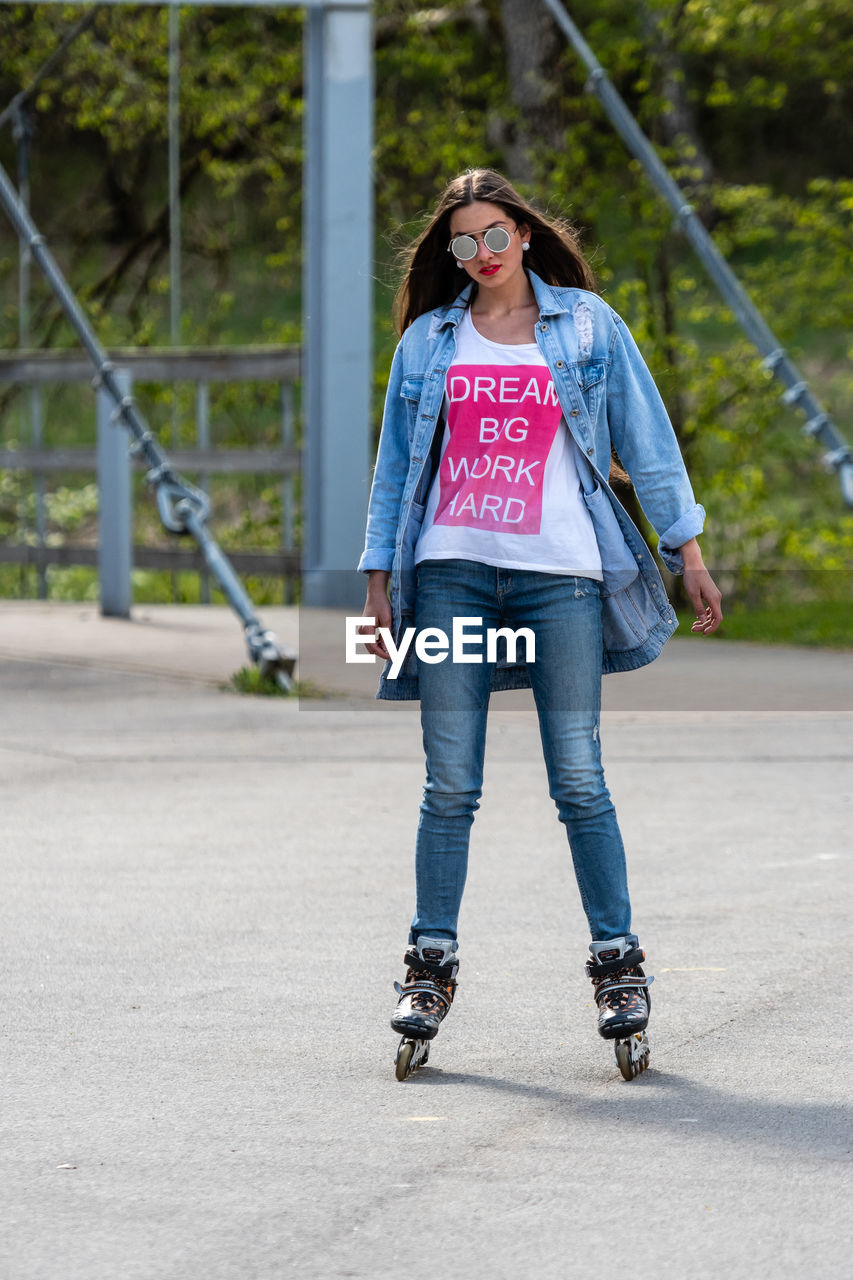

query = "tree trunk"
640;4;716;223
496;0;564;183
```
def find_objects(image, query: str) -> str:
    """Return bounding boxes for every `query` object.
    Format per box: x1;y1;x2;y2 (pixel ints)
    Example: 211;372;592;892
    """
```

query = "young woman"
358;169;722;1080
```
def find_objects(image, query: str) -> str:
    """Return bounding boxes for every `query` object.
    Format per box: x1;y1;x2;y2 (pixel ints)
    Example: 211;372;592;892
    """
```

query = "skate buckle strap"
592;973;653;1005
586;947;645;978
404;949;459;981
395;979;453;1009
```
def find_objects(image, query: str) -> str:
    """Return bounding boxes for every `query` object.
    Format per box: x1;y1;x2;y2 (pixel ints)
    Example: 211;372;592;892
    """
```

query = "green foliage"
225;665;328;698
0;1;851;632
0;3;305;340
373;0;503;216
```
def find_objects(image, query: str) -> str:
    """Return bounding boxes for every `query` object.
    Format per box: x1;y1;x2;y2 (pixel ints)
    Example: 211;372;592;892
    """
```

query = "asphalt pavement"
1;602;851;1279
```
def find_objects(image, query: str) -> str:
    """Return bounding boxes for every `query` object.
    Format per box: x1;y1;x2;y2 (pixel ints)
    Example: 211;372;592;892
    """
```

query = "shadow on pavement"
398;1066;849;1158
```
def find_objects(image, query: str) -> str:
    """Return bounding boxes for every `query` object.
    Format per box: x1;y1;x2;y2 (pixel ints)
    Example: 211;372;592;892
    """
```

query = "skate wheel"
615;1041;633;1082
395;1040;414;1082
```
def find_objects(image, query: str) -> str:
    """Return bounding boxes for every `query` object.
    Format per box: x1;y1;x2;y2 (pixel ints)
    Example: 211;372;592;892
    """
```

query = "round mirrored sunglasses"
448;225;513;261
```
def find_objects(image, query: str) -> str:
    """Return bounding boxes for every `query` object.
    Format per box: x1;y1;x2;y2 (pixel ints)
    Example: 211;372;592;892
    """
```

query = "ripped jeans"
410;559;631;944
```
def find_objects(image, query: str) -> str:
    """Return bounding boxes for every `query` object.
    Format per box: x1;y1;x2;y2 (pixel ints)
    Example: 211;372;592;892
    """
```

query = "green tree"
1;1;850;611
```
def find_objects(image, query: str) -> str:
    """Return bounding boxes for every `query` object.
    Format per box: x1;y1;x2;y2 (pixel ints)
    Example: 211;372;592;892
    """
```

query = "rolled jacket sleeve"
605;312;705;574
357;341;409;574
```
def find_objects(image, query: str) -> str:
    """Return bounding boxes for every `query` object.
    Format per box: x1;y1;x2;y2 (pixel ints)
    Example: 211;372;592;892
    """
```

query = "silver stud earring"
522;242;530;251
456;260;464;268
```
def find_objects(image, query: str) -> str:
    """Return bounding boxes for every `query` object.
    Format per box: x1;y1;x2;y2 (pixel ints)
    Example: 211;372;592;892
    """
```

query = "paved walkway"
0;599;849;709
1;602;851;1278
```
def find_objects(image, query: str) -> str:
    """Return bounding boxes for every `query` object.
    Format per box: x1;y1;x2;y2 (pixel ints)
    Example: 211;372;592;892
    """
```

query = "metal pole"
14;107;30;352
12;104;48;599
540;0;853;508
280;380;295;604
302;2;374;604
168;1;181;350
196;380;211;603
168;1;182;606
97;368;133;617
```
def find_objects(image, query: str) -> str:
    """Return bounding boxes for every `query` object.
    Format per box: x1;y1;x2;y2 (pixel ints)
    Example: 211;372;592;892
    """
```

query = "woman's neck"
470;270;536;319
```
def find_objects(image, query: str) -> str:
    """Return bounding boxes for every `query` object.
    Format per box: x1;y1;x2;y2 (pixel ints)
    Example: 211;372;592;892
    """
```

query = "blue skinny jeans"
410;559;632;945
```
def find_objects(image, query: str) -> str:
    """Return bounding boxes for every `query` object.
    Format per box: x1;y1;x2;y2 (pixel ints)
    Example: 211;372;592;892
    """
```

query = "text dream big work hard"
435;367;562;534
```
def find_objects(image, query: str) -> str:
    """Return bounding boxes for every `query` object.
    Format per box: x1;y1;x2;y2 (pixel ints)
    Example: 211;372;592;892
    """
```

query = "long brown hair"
394;169;597;334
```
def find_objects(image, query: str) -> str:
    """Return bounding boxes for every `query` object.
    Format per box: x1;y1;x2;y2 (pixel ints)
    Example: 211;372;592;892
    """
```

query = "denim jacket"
358;271;705;700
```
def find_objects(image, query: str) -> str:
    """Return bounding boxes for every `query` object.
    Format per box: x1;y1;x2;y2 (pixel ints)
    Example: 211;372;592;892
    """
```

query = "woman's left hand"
685;567;723;634
679;538;723;635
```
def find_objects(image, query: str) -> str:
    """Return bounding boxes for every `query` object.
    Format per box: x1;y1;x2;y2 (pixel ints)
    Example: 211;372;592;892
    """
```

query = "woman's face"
447;200;530;293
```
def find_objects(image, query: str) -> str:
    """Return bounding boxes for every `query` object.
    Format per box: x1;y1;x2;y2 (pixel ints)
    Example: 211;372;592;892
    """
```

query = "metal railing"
0;345;301;606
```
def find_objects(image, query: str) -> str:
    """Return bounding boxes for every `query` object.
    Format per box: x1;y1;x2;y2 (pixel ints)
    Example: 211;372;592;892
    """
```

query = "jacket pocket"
582;481;640;598
575;359;606;418
575;359;605;391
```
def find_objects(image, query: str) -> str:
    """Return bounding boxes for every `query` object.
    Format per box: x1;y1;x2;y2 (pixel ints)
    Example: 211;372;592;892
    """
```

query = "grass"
676;600;852;649
225;665;330;698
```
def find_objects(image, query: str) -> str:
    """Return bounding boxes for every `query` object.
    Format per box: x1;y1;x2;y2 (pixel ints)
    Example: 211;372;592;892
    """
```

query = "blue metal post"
302;1;373;605
97;369;133;617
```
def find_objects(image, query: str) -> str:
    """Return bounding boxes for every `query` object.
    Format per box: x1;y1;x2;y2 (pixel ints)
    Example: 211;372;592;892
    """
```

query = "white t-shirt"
415;307;603;579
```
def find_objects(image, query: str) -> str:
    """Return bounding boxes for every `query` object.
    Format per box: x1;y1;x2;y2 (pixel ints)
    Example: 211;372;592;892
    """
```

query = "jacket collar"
432;269;570;330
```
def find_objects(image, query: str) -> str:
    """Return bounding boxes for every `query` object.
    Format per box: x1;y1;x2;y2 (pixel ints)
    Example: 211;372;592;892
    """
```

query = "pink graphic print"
435;364;562;534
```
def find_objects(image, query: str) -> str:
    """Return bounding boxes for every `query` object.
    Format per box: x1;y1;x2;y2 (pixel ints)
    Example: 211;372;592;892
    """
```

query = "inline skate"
391;936;458;1081
586;935;654;1080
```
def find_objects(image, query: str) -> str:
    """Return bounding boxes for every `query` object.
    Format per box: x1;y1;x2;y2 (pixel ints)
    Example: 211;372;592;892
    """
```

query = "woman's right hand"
358;570;392;661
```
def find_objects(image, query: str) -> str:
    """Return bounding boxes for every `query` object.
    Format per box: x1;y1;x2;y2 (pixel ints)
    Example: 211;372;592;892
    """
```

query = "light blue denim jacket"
358;271;705;699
